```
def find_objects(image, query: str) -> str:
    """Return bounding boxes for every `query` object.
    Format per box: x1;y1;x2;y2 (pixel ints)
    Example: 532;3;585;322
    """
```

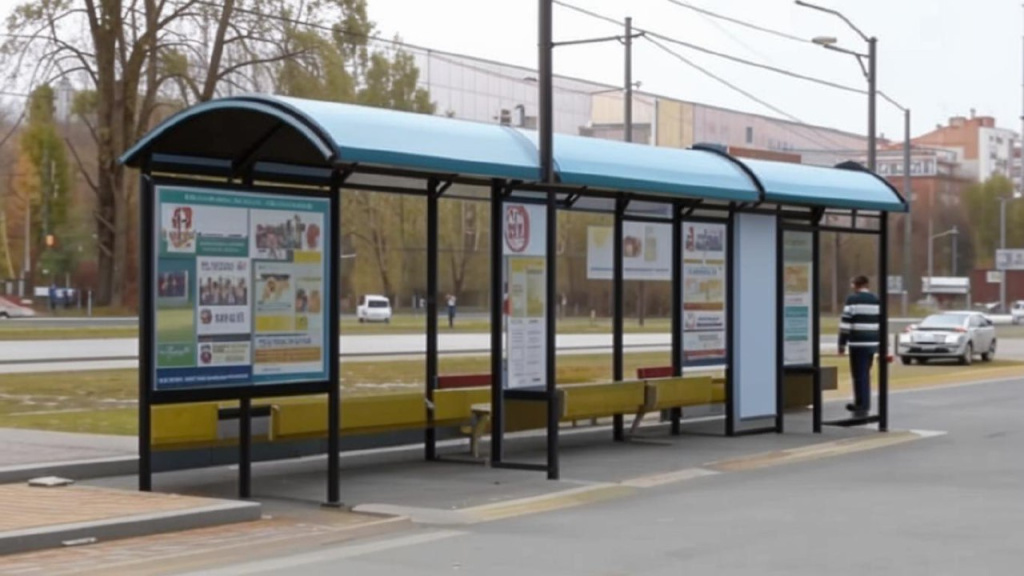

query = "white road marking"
175;529;464;575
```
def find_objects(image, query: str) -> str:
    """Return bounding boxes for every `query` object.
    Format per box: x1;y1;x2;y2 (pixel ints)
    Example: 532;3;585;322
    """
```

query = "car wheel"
358;317;365;323
982;340;996;362
960;343;973;366
0;311;8;319
900;356;912;365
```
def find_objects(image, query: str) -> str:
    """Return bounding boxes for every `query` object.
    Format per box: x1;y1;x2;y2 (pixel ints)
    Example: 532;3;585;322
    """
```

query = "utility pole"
624;17;633;144
901;108;912;316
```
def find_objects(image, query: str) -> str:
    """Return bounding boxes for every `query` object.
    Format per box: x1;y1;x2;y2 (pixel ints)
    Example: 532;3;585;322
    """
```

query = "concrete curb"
0;499;261;556
0;456;137;485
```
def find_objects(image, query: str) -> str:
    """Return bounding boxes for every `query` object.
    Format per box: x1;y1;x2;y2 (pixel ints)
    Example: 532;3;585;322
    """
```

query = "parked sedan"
899;311;996;366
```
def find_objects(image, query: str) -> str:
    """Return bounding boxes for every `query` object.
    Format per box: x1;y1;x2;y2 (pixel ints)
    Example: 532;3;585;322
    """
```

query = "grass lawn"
2;351;1021;436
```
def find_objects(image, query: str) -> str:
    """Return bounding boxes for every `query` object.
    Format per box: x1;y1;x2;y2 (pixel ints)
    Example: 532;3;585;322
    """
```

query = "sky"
0;0;1019;141
363;0;1024;141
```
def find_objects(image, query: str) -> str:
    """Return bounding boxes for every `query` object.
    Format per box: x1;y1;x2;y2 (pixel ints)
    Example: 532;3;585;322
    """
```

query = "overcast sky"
0;0;1019;142
366;0;1023;141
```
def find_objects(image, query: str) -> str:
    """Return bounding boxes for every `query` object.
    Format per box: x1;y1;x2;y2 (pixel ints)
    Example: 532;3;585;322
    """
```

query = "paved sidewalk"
0;483;259;556
0;428;135;468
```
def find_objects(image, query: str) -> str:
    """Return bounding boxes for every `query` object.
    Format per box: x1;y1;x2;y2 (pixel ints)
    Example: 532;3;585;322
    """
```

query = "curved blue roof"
738;157;906;212
121;94;905;213
517;131;760;203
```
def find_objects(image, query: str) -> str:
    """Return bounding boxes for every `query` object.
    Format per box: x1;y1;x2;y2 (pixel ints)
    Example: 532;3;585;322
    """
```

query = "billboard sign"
995;249;1024;271
153;185;331;393
586;222;672;281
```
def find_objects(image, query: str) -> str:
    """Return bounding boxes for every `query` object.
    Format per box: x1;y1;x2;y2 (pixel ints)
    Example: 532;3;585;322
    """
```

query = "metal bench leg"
629;409;646;437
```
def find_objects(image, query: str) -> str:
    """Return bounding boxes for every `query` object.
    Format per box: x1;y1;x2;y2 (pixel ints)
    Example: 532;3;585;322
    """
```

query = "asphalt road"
178;377;1024;575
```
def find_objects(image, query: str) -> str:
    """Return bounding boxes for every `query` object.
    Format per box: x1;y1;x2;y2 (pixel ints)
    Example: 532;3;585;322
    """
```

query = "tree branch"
65;137;100;194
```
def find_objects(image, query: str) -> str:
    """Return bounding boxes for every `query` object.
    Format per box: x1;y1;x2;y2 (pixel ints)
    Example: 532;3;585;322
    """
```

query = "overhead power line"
663;0;811;44
555;0;864;96
644;36;856;153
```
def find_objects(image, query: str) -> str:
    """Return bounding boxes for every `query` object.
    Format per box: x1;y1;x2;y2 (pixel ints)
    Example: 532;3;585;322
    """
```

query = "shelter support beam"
425;180;439;460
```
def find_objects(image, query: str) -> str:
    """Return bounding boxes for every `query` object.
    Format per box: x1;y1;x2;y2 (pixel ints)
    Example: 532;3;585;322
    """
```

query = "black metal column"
538;0;554;183
490;182;505;463
878;211;890;432
425;182;439;460
725;211;736;437
612;197;625;441
239;396;252;499
670;204;683;435
138;172;154;492
812;227;823;434
326;175;342;506
546;195;560;480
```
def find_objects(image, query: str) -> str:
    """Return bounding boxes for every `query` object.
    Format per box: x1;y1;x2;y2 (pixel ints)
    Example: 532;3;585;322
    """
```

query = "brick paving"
0;484;218;532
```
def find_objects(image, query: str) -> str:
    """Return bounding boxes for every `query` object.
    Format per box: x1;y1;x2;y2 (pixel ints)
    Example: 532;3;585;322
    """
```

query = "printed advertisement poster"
153;185;330;392
783;231;814;366
503;203;547;257
681;222;727;366
586;222;672;281
506;256;546;389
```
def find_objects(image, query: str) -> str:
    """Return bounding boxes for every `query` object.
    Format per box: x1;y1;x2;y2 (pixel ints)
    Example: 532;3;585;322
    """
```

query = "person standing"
447;293;457;328
838;275;880;417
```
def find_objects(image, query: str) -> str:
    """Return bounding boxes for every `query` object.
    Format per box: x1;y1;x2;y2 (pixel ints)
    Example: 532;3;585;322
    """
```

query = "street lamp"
796;0;877;171
998;196;1017;311
928;226;959;285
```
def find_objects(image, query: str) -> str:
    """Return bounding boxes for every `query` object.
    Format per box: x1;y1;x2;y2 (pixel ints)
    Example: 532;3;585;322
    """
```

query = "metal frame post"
670;203;683;435
425;181;439;460
878;212;890;431
326;173;342;506
724;210;736;437
812;226;823;433
138;170;154;492
545;192;560;480
239;396;252;499
490;182;505;464
612;197;625;441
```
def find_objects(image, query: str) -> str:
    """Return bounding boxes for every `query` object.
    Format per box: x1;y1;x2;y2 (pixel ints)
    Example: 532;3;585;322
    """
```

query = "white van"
357;295;392;323
0;297;35;319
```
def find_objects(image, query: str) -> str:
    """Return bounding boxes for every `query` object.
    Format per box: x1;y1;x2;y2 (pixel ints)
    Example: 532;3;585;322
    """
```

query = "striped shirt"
839;290;880;348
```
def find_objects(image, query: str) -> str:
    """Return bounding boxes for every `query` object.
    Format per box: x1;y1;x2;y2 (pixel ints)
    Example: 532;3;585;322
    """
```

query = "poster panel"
153;185;330;393
503;203;547;389
732;213;777;420
586;222;672;281
783;231;814;366
506;256;547;389
681;221;727;366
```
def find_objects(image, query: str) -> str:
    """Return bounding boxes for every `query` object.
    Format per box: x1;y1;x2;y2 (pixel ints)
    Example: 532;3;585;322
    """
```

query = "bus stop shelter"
122;94;907;504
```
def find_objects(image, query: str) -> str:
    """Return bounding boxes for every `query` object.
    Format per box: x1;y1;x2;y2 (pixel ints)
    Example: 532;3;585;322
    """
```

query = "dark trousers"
448;307;455;327
848;346;876;411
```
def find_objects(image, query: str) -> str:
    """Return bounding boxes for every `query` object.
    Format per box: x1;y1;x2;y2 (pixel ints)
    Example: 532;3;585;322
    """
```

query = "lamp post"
797;1;877;171
928;226;959;283
879;92;912;316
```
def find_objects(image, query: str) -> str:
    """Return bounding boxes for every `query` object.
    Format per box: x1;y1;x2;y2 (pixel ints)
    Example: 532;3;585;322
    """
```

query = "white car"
356;295;392;323
0;298;36;319
899;311;997;366
1011;301;1024;325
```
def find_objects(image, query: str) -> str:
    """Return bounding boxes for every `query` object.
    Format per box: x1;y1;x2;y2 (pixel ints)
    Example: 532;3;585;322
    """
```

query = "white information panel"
731;213;778;420
504;203;548;389
782;231;814;366
586;222;672;281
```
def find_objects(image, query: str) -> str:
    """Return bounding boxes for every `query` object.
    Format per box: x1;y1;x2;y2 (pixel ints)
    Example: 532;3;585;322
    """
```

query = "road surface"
8;375;1022;575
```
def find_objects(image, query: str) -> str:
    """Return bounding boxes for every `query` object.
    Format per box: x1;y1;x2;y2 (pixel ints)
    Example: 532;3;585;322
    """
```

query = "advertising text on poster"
503;202;548;389
153;185;330;392
586;222;673;281
783;231;814;366
681;222;727;366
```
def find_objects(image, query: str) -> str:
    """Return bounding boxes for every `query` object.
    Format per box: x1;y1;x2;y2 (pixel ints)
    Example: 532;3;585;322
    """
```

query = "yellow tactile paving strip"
0;484;218;532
